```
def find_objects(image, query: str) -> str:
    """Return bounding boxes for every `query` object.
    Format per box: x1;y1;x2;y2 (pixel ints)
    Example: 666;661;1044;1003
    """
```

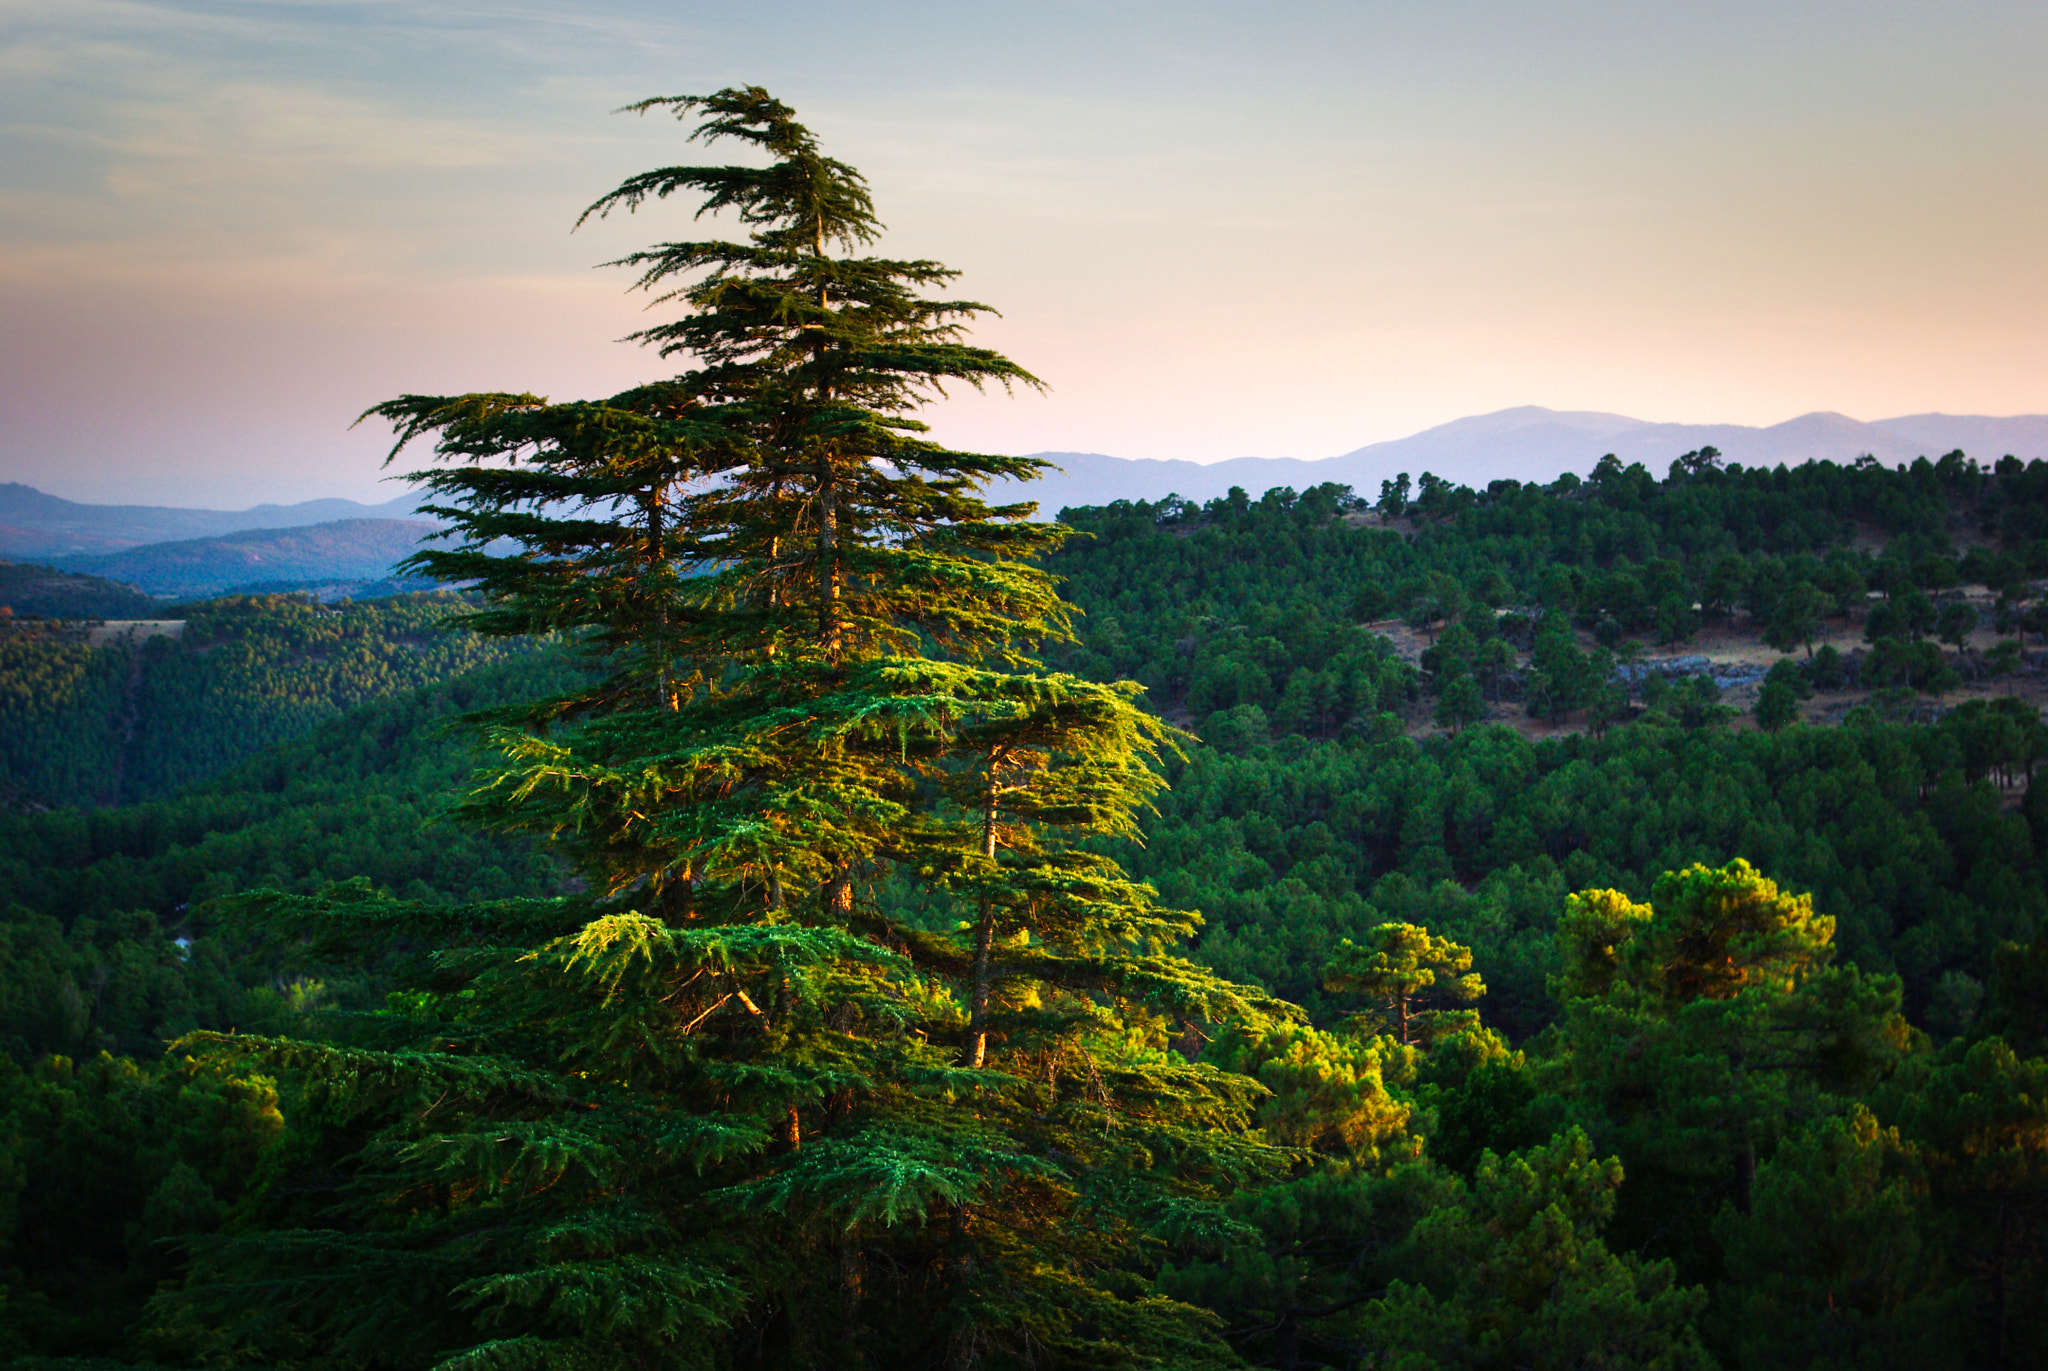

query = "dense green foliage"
0;622;131;810
1050;453;2048;735
0;591;546;807
1130;706;2046;1036
0;649;580;1062
0;1052;282;1361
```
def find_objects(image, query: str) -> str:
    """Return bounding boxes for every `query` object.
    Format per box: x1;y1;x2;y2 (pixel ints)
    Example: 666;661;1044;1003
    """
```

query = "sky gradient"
4;1;2047;505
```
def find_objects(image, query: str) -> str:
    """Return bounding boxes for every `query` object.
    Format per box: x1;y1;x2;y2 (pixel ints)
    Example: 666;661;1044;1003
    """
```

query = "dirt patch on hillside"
87;620;185;647
1369;597;2048;743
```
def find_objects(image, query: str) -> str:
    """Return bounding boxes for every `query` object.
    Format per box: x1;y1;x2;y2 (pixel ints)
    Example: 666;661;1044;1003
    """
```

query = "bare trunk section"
1274;1313;1299;1371
837;1242;865;1360
966;906;997;1069
944;1204;980;1370
817;464;842;664
645;486;673;709
763;533;781;659
966;763;1002;1068
658;860;696;928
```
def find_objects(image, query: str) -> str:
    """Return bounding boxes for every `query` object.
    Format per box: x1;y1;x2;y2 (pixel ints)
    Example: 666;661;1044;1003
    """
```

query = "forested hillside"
0;591;548;807
0;562;159;619
1037;453;2048;1034
1049;450;2048;738
0;647;583;1358
0;648;580;1064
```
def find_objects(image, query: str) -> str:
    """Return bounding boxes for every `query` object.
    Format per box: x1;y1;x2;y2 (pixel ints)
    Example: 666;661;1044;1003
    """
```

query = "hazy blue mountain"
50;519;442;598
1315;407;2048;493
1869;412;2048;458
0;483;434;559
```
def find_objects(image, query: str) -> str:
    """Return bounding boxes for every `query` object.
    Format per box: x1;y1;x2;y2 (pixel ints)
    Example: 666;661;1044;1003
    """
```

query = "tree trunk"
645;487;672;708
661;860;696;927
967;904;996;1069
763;534;782;658
837;1242;865;1363
817;464;842;663
1989;1201;2011;1371
1275;1311;1299;1371
966;764;1001;1068
945;1204;979;1370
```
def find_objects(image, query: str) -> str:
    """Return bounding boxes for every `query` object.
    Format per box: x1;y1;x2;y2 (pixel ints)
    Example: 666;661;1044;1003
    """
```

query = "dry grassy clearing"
1371;592;2047;743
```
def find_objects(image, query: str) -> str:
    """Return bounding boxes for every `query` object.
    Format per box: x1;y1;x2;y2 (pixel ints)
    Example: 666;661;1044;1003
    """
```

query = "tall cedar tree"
161;89;1297;1371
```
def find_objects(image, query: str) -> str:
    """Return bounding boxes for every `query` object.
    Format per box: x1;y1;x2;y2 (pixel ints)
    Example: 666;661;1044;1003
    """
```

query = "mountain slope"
1322;407;2048;491
0;483;433;559
11;408;2047;559
0;563;160;618
49;519;441;597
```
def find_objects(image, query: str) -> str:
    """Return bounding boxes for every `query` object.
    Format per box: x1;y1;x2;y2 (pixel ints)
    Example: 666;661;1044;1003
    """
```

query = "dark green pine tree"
161;88;1299;1371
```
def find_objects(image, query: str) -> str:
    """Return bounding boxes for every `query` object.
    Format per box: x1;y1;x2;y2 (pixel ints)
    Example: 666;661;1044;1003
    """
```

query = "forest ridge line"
7;403;2048;546
9;406;2048;596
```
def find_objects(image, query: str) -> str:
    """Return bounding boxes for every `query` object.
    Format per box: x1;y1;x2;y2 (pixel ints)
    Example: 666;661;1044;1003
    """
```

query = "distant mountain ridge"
998;407;2048;514
51;519;444;598
5;408;2045;590
0;483;432;559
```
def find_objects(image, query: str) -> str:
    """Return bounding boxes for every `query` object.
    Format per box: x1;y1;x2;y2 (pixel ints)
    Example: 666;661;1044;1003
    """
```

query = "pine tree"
1324;923;1484;1046
161;88;1297;1371
1549;862;1907;1282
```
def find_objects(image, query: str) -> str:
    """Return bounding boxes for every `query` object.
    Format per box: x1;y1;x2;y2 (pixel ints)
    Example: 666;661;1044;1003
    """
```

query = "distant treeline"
1040;448;2048;1032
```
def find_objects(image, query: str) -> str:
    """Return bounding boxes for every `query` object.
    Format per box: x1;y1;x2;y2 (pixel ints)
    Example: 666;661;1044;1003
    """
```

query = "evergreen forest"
4;89;2048;1371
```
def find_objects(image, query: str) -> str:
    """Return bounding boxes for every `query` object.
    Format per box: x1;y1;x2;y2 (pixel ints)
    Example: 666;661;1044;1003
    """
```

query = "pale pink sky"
4;1;2046;505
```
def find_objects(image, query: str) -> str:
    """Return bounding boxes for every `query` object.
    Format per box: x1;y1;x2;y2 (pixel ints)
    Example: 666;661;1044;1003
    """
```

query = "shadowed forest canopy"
2;88;2048;1371
0;591;549;808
